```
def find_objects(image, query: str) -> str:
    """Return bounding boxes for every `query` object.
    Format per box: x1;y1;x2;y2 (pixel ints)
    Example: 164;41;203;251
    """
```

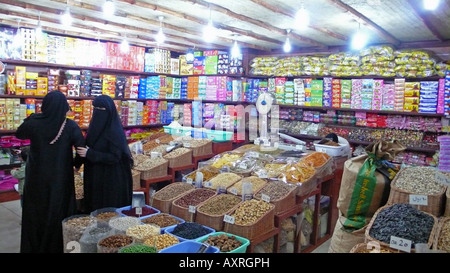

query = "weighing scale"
253;92;306;152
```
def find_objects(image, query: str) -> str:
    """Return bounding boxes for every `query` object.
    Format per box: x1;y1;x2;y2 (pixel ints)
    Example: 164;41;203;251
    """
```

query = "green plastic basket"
206;130;233;142
196;231;250;253
163;126;192;136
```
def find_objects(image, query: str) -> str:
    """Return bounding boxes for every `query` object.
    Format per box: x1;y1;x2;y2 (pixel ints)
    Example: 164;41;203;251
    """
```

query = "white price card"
223;215;235;224
258;172;268;179
261;194;271;203
135;207;142;215
204;181;212;188
409;195;428;206
389;236;412;253
186;178;194;185
188;205;196;213
435;172;450;187
183;142;191;148
230;188;238;195
151;152;162;159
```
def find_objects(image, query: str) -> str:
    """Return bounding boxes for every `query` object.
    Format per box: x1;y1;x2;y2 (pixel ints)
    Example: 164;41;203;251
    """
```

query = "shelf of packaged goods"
1;58;246;79
1;124;168;134
277;104;444;118
246;74;444;81
284;132;439;154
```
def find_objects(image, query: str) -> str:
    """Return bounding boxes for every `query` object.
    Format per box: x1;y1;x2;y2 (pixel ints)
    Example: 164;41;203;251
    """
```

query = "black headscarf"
86;95;131;159
29;91;70;144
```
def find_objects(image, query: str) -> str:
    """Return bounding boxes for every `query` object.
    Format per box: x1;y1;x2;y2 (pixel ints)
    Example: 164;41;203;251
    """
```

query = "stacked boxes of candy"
340;80;352;108
419;81;439;114
323;77;333;107
444;71;450;117
381;83;395;111
437;78;445;114
438;135;450;173
331;79;341;108
284;80;295;105
304;78;312;106
372;80;383;110
275;77;286;105
361;79;374;110
351;79;362;109
394;78;406;112
403;82;420;112
294;78;305;106
310;80;323;107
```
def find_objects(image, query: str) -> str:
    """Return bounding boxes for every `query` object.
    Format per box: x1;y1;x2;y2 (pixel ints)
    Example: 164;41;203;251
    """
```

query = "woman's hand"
76;147;89;158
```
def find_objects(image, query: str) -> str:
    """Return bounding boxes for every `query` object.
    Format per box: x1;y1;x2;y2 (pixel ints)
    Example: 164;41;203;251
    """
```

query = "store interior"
0;0;449;254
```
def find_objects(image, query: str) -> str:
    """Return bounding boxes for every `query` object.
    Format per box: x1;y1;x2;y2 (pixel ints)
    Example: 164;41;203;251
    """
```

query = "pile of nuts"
97;234;134;253
173;188;216;208
134;157;168;171
228;176;267;195
231;199;273;225
394;167;446;195
94;211;119;221
153;182;194;201
108;216;141;232
207;172;242;190
63;215;94;248
163;147;191;159
255;181;296;202
141;213;181;228
185;166;220;182
197;194;242;216
151;145;169;155
204;234;243;252
144;233;179;251
126;224;161;242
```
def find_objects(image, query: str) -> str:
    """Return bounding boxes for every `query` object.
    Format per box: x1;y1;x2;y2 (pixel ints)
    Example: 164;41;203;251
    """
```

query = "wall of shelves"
1;57;446;159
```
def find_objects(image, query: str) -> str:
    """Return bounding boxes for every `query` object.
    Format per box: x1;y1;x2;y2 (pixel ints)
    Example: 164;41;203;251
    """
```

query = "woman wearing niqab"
15;91;85;253
77;95;133;213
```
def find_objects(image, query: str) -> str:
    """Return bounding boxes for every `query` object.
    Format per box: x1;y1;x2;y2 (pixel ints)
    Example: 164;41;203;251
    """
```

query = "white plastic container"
313;136;351;157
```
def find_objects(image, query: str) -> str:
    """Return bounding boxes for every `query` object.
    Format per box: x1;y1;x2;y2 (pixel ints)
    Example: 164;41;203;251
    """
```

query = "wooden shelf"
1;124;168;134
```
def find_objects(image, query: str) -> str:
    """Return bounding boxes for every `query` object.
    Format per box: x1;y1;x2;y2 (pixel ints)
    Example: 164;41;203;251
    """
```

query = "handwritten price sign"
389;236;412;253
409;195;428;206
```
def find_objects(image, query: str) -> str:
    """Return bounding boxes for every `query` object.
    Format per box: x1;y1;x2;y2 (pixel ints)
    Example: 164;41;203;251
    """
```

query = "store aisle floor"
0;200;330;253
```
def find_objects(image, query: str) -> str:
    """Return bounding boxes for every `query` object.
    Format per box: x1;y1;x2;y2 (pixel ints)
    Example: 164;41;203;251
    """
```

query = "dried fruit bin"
164;222;216;242
226;176;267;196
185;139;213;157
223;200;275;240
163;148;193;168
182;165;220;183
62;214;94;253
134;159;168;180
158;240;220;253
196;231;250;253
170;188;216;222
365;203;439;250
97;234;135;253
387;167;448;217
152;182;195;213
195;194;243;231
116;205;160;219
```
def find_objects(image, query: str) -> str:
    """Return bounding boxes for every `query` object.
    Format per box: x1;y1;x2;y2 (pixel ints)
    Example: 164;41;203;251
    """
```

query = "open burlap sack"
337;140;405;231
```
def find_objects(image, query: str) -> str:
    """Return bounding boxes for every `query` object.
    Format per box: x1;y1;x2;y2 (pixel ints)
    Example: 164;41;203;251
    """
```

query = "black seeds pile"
369;203;435;246
171;222;211;240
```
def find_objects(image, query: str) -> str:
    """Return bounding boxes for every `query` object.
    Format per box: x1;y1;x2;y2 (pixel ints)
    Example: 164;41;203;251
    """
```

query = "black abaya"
83;95;133;213
15;91;85;253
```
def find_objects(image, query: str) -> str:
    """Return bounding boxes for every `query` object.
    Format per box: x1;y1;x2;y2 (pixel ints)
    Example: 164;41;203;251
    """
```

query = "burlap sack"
328;214;367;253
337;140;405;230
445;187;450;217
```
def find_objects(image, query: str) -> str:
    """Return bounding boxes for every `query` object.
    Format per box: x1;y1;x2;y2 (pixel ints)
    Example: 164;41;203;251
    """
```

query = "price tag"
300;130;308;135
188;205;196;213
135;207;142;216
389;236;412;253
151;152;162;159
230;188;238;195
183;142;191;148
204;181;212;188
223;215;235;224
258;171;268;179
435;172;450;187
261;194;271;203
409;195;428;206
156;139;160;144
316;147;327;153
186;178;194;185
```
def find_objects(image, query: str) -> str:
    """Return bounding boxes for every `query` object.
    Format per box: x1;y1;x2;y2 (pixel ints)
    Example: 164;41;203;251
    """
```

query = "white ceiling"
0;0;449;60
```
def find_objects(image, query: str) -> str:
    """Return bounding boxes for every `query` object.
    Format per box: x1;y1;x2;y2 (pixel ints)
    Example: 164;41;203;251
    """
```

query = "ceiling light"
103;0;115;16
295;3;309;30
186;48;195;64
283;29;292;53
35;12;42;37
61;6;73;26
203;19;217;43
351;24;368;50
423;0;440;10
155;16;166;45
120;39;129;53
231;40;241;59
